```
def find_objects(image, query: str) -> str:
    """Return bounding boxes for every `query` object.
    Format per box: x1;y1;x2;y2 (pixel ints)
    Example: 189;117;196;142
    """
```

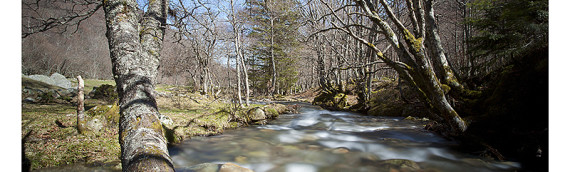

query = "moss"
39;91;56;103
91;84;118;103
403;29;423;52
441;84;451;94
162;125;182;144
148;49;158;56
151;121;163;133
22;103;121;170
264;108;279;118
313;90;350;110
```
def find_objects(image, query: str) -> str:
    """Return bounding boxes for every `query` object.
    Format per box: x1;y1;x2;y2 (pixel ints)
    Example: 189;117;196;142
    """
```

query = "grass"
22;81;287;171
22;103;121;171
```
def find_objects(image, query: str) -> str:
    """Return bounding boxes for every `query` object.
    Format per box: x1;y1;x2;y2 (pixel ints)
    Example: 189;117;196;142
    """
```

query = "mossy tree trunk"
103;0;174;171
76;75;86;134
424;0;479;98
323;0;468;134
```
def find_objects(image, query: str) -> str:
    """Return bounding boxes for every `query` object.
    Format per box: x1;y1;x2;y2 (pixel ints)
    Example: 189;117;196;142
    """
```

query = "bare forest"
21;0;548;171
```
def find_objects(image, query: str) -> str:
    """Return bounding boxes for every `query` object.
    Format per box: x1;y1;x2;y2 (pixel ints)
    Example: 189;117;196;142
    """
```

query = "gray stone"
219;163;253;172
27;74;55;86
248;107;266;121
50;73;72;88
180;163;221;172
332;147;350;154
23;97;37;103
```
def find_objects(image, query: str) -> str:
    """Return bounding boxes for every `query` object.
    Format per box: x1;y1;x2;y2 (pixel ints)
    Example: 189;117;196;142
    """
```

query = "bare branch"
22;0;102;38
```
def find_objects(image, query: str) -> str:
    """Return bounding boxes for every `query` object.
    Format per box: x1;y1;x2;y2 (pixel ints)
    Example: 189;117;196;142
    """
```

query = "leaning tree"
315;0;480;135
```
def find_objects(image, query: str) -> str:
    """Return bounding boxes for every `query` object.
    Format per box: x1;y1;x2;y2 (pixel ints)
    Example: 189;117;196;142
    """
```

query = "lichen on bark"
103;0;173;171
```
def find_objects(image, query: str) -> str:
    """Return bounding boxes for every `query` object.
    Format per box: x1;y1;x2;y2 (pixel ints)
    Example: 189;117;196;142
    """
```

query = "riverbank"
21;79;294;171
309;47;548;171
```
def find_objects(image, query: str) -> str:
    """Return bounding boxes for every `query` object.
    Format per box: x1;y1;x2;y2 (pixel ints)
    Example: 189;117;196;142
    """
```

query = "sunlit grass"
22;81;280;170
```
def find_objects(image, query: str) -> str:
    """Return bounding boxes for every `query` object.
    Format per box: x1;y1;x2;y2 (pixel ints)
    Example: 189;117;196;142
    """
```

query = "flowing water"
169;102;520;172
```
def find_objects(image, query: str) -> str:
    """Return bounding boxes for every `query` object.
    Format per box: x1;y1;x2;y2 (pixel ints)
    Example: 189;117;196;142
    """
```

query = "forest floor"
21;79;292;171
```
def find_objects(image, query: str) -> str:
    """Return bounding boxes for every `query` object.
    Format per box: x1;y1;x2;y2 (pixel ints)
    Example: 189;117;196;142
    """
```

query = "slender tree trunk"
240;49;250;106
103;0;174;171
76;75;86;134
236;46;244;107
230;0;244;107
270;17;277;96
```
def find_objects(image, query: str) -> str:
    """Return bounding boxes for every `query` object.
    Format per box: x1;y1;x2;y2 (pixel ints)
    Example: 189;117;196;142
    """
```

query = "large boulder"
22;75;76;104
49;73;72;88
26;74;54;86
247;107;266;121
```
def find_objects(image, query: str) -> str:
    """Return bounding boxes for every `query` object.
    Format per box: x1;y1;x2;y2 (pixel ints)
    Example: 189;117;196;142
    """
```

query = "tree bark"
270;17;277;96
230;0;244;107
76;75;86;134
425;0;480;98
339;0;468;134
103;0;174;171
425;0;462;92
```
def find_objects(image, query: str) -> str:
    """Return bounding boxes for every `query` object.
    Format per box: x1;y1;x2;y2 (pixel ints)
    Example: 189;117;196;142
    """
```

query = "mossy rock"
91;84;118;103
85;103;120;132
367;88;405;116
313;91;349;110
263;107;279;118
247;107;266;121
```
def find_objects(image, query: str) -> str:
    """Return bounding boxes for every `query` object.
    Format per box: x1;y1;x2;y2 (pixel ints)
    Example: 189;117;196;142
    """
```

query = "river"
168;102;520;172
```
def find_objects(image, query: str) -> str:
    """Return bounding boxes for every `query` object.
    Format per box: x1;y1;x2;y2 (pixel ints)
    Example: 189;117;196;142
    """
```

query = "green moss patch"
22;103;121;171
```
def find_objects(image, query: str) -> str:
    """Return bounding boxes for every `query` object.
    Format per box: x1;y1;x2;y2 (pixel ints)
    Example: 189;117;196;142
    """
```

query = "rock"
180;163;253;172
82;103;120;134
219;163;253;172
234;156;248;164
332;147;350;154
248;107;266;121
86;116;105;133
50;73;72;88
403;116;429;121
378;159;421;171
27;74;55;86
285;104;300;114
23;97;37;103
263;107;279;118
247;151;269;158
90;84;118;103
58;88;77;98
312;91;349;110
181;163;220;172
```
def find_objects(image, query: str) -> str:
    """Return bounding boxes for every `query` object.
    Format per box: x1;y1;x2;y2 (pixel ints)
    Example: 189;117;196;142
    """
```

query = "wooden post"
76;75;86;134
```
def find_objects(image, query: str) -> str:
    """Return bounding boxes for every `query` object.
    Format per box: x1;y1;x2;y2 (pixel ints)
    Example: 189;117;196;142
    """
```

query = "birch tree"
226;0;250;106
